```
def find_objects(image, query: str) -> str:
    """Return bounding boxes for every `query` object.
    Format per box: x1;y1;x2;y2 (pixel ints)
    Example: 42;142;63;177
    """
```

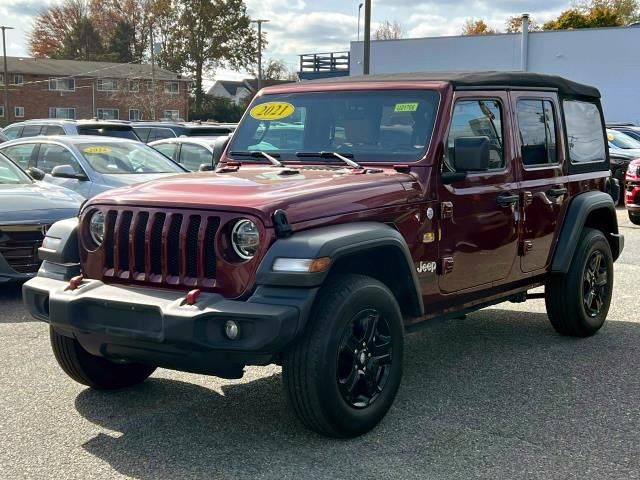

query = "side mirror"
199;163;215;172
51;165;87;180
453;136;490;172
27;167;46;181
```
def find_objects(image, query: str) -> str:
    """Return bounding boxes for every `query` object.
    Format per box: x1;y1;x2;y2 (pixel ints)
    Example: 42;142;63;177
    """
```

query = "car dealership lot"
1;209;638;480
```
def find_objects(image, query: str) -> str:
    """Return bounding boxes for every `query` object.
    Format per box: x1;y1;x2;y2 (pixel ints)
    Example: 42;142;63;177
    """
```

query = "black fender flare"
256;222;424;316
38;217;80;265
551;191;623;273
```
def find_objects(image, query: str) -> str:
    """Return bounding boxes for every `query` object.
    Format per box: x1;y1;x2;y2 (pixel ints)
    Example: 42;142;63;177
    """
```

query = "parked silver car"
0;136;188;198
2;119;140;141
149;136;230;171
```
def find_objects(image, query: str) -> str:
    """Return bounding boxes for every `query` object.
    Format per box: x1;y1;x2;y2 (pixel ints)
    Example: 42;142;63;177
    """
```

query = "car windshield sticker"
394;103;419;113
250;102;295;121
83;147;112;154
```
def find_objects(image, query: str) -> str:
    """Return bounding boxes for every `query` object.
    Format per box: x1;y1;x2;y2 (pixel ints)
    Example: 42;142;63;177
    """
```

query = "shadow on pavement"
74;309;640;479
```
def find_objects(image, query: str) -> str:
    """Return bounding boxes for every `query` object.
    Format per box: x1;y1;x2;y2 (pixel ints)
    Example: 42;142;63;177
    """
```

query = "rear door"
437;92;520;294
510;92;568;273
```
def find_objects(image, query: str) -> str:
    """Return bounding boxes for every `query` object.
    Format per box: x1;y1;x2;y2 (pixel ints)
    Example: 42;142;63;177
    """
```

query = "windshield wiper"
229;150;284;167
296;151;362;169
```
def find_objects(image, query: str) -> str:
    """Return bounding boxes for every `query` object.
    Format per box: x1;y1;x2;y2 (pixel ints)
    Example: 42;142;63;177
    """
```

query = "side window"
517;100;558;166
36;144;83;174
563;100;606;164
150;128;175;141
22;125;43;137
3;125;23;139
446;99;504;171
43;125;66;136
153;143;177;160
1;144;37;168
179;144;212;171
134;128;151;142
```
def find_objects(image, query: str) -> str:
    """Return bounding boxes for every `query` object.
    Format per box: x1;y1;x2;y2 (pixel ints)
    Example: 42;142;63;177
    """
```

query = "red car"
625;158;640;224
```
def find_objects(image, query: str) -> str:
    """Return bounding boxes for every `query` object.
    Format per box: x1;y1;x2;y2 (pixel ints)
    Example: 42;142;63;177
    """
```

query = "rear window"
229;90;440;163
563;100;606;164
77;126;139;141
189;128;234;136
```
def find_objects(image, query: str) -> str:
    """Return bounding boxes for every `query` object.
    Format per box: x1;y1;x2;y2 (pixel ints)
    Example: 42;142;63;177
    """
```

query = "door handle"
547;186;568;197
497;192;519;206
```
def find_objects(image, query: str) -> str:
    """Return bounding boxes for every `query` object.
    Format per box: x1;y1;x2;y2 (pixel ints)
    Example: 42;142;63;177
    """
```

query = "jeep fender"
256;222;424;317
551;191;624;273
35;218;82;281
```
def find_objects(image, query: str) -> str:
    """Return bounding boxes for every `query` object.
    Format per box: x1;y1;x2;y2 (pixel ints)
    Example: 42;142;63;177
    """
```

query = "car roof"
10;119;135;128
278;71;600;98
0;135;139;147
149;137;221;148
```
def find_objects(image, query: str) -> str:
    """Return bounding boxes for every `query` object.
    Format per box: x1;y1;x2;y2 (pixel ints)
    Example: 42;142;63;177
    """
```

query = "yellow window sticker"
607;133;615;141
250;102;295;121
83;147;112;154
394;103;419;113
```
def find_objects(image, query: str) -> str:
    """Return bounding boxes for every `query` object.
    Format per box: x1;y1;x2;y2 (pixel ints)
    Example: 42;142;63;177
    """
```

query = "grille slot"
99;209;219;288
0;225;45;274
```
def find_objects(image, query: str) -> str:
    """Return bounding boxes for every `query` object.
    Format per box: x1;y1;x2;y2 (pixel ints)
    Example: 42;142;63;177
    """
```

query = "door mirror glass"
453;136;490;171
199;163;215;171
27;167;45;181
51;164;86;180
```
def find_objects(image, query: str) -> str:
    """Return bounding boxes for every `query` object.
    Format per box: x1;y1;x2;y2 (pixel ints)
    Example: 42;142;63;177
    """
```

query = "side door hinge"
440;256;455;275
440;202;454;220
520;240;534;256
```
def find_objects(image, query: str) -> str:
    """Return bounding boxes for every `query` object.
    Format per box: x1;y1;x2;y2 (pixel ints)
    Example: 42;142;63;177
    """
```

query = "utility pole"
150;28;157;120
363;0;371;75
357;3;363;41
1;26;14;127
251;19;269;91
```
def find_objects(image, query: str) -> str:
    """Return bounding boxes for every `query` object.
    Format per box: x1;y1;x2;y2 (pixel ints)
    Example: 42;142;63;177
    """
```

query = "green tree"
543;0;638;30
505;15;540;32
105;20;136;62
53;16;105;60
191;95;246;122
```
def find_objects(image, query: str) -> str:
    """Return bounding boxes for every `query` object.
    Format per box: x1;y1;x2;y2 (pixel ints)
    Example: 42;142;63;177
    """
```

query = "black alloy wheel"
582;250;609;318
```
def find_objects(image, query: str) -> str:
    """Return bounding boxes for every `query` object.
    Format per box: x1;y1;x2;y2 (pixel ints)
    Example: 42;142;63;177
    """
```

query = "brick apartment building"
0;57;190;126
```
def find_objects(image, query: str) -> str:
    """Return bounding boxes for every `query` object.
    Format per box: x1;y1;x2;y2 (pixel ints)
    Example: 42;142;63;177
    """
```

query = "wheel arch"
551;191;623;273
256;222;424;318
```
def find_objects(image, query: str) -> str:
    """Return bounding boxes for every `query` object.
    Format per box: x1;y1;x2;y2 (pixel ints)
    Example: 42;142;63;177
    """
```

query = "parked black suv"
132;122;236;143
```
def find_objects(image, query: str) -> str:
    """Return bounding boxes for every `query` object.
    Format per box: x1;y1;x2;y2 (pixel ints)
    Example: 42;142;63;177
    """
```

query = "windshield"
0;153;32;185
76;142;185;174
77;127;140;141
228;90;440;163
607;129;640;149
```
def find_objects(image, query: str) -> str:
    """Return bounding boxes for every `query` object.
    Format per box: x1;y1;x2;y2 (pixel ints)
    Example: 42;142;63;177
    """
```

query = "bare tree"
374;20;403;40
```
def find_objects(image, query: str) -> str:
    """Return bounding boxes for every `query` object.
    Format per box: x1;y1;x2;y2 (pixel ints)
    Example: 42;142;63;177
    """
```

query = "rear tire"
283;274;404;438
545;228;613;337
50;327;156;389
629;212;640;225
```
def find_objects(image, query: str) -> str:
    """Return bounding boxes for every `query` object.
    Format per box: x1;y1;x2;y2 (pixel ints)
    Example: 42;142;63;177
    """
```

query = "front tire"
545;228;613;337
629;212;640;226
283;274;404;438
50;327;156;389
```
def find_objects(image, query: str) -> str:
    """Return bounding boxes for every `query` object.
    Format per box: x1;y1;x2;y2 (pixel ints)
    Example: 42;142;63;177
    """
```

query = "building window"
163;110;180;120
128;81;139;92
14;106;24;118
0;105;4;117
96;78;118;92
49;77;75;91
97;108;119;120
13;74;24;85
48;107;76;119
129;109;141;121
164;81;179;94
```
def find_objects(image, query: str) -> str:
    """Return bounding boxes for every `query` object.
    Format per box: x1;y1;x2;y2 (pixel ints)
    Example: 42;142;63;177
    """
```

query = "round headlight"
231;219;260;260
89;211;105;246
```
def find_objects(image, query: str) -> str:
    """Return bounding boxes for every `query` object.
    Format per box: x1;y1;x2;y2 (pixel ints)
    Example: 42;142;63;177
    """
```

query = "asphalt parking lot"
1;209;638;480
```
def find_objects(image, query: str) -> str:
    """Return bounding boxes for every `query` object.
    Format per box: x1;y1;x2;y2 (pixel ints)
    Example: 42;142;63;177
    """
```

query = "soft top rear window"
228;90;440;163
563;100;606;164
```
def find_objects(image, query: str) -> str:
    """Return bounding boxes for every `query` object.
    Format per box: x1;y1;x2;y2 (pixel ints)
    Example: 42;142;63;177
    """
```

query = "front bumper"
23;276;316;378
0;254;35;283
625;184;640;213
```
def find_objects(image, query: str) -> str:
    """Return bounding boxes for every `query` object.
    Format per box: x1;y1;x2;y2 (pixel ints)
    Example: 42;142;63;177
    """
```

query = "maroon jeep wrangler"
23;72;624;438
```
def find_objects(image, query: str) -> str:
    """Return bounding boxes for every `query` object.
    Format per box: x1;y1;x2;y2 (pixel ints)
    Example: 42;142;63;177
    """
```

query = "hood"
0;182;82;224
610;147;640;159
87;166;417;225
100;172;181;187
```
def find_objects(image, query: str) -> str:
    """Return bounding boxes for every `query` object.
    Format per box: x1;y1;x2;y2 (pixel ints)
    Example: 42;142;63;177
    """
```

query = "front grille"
101;209;219;288
0;225;46;274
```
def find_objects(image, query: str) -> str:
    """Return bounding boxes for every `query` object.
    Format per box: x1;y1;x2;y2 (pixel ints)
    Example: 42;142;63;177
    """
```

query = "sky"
0;0;570;80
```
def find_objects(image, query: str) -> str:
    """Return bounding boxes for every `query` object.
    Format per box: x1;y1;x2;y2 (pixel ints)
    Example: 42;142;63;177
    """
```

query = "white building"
350;24;640;123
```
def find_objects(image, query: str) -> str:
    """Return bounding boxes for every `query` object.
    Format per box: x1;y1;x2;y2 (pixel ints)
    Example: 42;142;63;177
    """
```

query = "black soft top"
311;71;600;99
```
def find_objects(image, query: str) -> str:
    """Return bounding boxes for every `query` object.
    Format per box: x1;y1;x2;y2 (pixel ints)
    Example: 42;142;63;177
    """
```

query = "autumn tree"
29;0;89;57
53;16;105;60
505;15;541;32
374;20;403;40
543;0;639;29
462;19;497;35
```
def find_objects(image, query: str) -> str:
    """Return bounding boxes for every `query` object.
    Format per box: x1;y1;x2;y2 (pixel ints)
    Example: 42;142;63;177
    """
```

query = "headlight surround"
231;219;260;260
89;210;105;246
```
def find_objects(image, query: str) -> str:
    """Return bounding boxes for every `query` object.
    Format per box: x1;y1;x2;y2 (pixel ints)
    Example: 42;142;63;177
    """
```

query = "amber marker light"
272;257;332;273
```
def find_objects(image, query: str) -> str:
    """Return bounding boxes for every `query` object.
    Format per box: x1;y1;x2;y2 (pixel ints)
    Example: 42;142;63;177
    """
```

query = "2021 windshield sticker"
83;147;112;154
250;102;295;121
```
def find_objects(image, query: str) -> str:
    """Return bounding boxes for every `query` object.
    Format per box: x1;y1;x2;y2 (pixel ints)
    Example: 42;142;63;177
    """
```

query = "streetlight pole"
251;19;270;91
363;0;371;75
357;3;363;41
1;26;14;127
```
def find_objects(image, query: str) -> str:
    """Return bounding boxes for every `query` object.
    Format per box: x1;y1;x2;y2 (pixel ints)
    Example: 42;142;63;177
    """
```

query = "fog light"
224;320;239;340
